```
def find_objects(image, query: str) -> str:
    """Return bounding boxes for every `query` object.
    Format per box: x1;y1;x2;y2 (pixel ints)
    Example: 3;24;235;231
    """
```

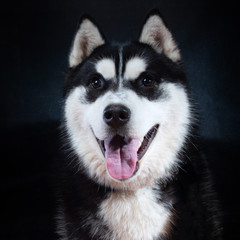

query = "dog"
56;10;222;240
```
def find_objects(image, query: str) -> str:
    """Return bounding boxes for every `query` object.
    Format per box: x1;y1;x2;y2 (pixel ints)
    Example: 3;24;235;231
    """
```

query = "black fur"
57;135;222;239
57;157;112;239
63;44;119;100
122;42;187;100
64;42;186;102
58;12;222;240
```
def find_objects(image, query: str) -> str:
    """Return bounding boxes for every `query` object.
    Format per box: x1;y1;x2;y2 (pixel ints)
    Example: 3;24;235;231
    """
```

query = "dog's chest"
98;188;171;240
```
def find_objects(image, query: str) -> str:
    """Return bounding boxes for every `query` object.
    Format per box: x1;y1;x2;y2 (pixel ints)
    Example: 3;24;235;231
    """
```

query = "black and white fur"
57;10;222;240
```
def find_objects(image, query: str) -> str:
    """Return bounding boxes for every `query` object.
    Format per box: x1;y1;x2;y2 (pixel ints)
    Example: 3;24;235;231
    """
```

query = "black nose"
103;104;130;129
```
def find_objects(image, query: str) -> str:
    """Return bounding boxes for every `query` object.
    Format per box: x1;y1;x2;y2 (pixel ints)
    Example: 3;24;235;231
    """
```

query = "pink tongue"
104;135;139;180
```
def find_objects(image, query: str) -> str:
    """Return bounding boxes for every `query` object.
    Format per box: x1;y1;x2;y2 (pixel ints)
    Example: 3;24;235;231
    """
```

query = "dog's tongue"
104;135;139;180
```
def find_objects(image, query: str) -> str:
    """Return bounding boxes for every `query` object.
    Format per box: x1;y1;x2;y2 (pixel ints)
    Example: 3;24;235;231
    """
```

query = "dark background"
1;0;239;239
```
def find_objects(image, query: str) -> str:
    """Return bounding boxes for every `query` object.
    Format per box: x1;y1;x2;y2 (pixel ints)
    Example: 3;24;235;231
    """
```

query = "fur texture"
57;10;222;240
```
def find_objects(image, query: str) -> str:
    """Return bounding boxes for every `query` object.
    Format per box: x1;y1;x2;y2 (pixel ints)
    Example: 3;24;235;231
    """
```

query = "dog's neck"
97;186;173;240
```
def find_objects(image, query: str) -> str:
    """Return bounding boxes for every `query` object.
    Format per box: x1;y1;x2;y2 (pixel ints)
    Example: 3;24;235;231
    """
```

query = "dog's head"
63;11;192;190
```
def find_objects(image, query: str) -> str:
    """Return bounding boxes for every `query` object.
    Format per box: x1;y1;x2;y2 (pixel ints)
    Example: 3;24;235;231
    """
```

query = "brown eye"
90;77;103;89
143;78;154;87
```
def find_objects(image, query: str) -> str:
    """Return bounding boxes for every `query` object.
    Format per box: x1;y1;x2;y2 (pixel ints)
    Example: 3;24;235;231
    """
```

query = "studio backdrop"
1;0;239;239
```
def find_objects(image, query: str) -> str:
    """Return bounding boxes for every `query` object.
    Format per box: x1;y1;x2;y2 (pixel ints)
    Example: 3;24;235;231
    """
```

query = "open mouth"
96;124;159;180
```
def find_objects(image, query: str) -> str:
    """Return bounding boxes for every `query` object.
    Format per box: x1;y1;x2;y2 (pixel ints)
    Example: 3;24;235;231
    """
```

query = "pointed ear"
139;11;181;62
69;16;105;67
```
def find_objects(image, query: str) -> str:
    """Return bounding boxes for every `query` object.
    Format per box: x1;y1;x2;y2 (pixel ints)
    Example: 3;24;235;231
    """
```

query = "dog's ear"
139;10;181;62
69;16;105;67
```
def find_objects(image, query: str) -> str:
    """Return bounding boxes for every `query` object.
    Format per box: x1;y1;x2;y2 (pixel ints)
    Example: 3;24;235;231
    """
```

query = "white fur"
64;79;191;191
96;58;116;79
56;207;68;240
63;14;191;239
98;187;171;240
124;57;146;80
69;19;105;67
118;47;124;88
139;15;181;62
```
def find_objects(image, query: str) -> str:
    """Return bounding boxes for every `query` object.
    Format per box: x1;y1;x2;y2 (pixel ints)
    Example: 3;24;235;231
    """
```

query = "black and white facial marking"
64;12;192;190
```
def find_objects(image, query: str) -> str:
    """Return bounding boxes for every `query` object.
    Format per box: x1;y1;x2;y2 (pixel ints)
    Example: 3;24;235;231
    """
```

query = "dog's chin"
95;124;159;182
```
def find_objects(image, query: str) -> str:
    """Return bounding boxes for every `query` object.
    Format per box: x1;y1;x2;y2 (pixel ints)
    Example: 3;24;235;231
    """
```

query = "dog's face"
64;12;191;190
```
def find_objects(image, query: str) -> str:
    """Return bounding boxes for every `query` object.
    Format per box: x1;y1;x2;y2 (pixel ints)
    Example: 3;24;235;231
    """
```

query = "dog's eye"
142;78;154;87
89;77;103;89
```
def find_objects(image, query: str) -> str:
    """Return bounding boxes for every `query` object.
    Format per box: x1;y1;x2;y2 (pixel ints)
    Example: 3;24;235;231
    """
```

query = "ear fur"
139;10;181;62
69;16;105;67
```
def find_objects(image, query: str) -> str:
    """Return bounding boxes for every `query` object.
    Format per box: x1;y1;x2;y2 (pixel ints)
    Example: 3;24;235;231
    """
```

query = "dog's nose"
103;104;130;129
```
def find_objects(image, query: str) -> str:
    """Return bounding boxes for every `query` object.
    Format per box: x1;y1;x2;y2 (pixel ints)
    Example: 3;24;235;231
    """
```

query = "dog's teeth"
138;138;143;148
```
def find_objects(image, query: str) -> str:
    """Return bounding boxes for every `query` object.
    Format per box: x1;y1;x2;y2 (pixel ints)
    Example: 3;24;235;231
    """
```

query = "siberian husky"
57;10;222;240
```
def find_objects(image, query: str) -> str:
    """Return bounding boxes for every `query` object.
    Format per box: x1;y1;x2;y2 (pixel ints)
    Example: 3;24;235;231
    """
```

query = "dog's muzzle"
93;104;159;181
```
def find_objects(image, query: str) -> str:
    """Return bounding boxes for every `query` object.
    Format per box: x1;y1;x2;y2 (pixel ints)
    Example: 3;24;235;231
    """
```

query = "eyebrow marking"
95;58;116;79
124;57;147;80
